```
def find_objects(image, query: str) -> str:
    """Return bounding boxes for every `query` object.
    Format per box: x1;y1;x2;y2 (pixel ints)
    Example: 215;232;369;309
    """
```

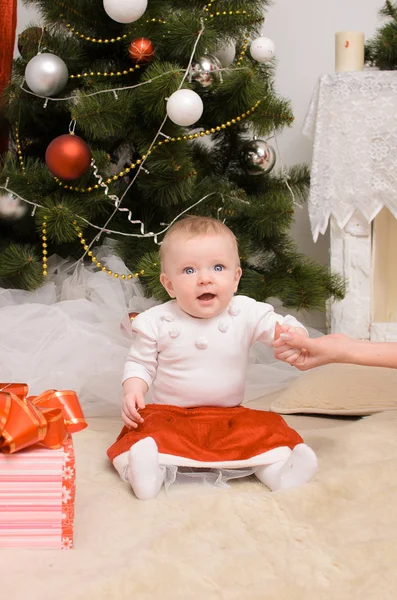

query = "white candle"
335;31;364;72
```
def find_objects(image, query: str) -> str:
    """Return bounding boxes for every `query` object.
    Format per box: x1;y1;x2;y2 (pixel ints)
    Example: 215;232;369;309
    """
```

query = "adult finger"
279;332;314;351
275;348;302;361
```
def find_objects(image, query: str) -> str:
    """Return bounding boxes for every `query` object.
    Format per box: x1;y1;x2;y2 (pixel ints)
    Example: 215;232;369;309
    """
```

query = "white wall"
15;0;384;328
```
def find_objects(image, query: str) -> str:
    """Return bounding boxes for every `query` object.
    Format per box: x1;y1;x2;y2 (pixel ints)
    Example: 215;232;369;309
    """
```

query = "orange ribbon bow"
0;383;87;454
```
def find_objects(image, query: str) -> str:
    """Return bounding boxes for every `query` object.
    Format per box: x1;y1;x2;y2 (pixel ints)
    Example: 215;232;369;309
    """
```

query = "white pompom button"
218;320;229;333
195;337;208;349
169;326;181;338
228;305;240;316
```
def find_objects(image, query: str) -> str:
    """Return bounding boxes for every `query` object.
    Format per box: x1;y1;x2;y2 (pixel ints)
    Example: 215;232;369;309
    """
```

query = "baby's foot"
128;437;165;500
277;443;318;490
255;443;317;491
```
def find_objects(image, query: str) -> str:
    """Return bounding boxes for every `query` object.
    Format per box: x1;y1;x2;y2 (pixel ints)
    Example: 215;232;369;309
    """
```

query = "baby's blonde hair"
160;216;240;269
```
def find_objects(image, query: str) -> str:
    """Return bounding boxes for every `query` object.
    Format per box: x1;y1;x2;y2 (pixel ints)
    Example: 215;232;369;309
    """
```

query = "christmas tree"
0;0;344;310
366;0;397;69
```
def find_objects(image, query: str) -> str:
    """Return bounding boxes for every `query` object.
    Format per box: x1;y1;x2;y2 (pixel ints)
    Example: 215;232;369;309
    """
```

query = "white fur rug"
2;410;397;600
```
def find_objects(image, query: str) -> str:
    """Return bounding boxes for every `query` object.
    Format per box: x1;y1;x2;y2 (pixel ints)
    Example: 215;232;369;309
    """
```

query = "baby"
107;216;318;499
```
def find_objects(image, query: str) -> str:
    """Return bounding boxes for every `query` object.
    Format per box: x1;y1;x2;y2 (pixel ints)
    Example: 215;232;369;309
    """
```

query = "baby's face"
160;233;242;319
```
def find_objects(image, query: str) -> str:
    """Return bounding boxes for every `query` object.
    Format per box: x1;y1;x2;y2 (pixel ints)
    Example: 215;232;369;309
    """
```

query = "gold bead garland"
54;99;263;192
42;216;48;277
204;8;251;20
64;22;127;44
62;0;254;44
63;18;166;45
15;126;25;175
70;64;141;80
203;0;263;26
72;221;156;280
17;101;295;188
236;38;249;67
42;210;241;280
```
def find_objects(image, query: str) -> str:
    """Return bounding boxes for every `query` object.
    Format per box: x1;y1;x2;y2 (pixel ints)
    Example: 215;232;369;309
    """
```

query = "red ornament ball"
45;134;92;180
128;37;155;63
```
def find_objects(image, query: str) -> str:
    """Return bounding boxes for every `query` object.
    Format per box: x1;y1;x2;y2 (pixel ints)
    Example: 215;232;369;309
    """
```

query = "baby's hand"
122;391;145;429
273;323;305;364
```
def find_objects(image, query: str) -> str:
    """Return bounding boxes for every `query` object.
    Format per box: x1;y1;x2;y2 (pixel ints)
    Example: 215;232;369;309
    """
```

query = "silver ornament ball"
0;193;29;221
240;139;276;175
25;52;69;97
191;54;222;87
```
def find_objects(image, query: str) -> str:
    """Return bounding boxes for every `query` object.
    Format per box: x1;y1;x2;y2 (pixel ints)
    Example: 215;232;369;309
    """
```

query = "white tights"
113;438;318;500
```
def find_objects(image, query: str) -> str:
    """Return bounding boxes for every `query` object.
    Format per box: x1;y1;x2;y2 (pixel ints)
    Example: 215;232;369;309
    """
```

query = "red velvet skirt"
107;404;303;465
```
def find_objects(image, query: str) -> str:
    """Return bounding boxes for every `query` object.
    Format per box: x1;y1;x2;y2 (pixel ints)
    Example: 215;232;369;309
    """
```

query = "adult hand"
273;331;350;370
273;323;305;364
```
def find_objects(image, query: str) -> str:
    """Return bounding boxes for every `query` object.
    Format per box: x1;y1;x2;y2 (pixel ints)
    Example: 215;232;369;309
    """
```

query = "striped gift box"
0;435;75;548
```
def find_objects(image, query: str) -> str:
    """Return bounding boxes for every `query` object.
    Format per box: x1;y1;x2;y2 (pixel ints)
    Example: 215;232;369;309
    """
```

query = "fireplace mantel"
304;71;397;340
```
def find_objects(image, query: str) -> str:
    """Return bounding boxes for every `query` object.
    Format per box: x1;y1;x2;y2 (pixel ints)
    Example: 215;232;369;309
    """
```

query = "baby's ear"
234;266;242;290
160;272;175;298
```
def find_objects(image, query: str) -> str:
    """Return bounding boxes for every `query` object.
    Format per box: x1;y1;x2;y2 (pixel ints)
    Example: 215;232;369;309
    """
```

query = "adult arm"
273;331;397;370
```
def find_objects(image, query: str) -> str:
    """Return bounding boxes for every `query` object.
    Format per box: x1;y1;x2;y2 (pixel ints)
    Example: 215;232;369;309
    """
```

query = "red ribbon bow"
0;383;87;454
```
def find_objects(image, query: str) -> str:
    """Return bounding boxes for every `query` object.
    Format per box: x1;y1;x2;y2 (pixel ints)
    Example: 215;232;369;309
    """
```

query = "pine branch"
70;87;136;140
0;243;43;290
136;251;168;301
132;62;183;125
202;67;269;124
380;0;397;19
365;1;397;69
137;145;197;206
251;94;294;136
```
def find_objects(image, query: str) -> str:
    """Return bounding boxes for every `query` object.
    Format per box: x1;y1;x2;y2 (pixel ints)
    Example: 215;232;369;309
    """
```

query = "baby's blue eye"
214;264;224;272
184;267;195;274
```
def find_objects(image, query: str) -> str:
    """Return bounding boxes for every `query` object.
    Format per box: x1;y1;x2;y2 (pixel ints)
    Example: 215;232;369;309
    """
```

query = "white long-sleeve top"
123;295;306;408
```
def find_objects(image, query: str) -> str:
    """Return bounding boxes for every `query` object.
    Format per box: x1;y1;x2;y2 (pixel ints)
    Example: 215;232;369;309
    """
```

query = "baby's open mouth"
198;293;215;301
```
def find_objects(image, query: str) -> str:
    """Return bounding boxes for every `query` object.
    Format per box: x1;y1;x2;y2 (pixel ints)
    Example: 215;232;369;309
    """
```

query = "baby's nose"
198;270;213;284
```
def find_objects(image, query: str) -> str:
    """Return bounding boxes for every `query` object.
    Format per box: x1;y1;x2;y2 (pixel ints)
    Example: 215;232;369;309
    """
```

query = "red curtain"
0;0;17;155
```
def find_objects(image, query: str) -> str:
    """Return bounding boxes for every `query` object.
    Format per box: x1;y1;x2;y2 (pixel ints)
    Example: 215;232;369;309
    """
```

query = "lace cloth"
302;70;397;241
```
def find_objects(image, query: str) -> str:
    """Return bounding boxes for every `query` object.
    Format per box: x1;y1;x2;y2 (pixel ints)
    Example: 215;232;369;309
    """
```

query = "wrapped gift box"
0;435;76;549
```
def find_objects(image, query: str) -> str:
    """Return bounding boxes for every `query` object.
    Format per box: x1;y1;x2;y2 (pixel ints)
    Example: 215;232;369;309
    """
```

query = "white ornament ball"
250;37;276;63
213;40;236;67
103;0;147;23
166;89;204;127
25;52;69;97
0;193;28;220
